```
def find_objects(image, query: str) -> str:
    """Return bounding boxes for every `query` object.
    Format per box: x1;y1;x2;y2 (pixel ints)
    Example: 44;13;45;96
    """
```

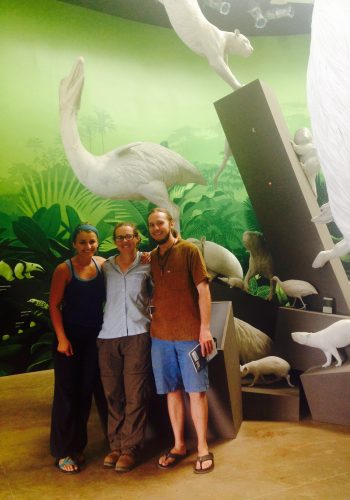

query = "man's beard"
153;229;171;245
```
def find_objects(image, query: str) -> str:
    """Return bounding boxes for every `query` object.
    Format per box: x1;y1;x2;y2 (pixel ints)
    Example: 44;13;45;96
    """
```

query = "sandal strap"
59;456;77;466
196;452;214;463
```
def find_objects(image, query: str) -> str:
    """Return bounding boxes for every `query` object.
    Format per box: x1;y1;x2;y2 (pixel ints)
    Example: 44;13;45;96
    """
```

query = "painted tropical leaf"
12;217;49;254
35;204;62;238
66;205;82;233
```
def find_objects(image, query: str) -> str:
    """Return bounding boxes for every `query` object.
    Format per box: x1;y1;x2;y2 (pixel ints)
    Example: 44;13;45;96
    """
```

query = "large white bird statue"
307;0;350;270
271;276;318;309
59;57;205;232
157;0;253;90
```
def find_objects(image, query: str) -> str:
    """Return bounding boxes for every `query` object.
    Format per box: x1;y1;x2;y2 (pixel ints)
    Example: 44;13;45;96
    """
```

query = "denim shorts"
151;337;209;394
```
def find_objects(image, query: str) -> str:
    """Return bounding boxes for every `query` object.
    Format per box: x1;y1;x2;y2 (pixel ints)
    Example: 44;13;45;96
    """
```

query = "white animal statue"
307;0;350;271
213;139;232;188
59;57;206;232
234;317;273;364
311;202;350;268
311;201;332;224
271;276;318;309
157;0;253;90
186;237;243;283
291;319;350;367
242;231;275;300
240;356;294;387
291;127;320;196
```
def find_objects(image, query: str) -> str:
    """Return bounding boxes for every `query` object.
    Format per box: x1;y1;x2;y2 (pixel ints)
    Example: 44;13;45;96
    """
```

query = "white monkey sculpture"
307;0;350;269
59;58;205;232
157;0;253;90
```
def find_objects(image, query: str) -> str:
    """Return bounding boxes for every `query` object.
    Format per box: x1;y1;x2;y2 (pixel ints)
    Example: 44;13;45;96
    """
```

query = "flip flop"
56;456;80;474
193;452;214;474
158;449;187;469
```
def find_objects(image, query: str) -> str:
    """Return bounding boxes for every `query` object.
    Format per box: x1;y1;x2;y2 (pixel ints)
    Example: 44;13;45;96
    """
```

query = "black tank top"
61;257;105;329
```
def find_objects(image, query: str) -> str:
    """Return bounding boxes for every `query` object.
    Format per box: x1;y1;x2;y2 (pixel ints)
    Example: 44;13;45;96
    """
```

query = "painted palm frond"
17;165;116;226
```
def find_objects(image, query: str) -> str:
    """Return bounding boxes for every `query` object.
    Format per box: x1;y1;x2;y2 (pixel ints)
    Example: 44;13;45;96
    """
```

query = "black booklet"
188;339;218;373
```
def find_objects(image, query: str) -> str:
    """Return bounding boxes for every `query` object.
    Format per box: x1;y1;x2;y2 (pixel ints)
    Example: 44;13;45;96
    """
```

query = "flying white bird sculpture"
157;0;253;90
59;57;205;231
271;276;318;309
307;0;350;269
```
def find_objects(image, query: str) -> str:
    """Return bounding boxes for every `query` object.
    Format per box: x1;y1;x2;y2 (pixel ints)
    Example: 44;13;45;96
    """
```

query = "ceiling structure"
60;0;313;37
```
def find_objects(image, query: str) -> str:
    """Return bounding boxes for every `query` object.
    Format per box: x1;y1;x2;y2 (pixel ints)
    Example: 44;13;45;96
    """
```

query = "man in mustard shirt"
148;207;215;474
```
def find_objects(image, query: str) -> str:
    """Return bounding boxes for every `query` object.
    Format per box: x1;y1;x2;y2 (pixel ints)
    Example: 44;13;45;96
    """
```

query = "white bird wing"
113;142;143;156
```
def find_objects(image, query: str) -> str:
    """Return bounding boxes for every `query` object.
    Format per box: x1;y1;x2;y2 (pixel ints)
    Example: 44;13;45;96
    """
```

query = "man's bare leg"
158;389;187;466
189;391;213;471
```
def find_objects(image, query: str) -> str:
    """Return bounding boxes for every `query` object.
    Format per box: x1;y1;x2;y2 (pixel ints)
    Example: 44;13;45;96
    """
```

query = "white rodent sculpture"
157;0;253;90
291;319;350;368
240;356;294;387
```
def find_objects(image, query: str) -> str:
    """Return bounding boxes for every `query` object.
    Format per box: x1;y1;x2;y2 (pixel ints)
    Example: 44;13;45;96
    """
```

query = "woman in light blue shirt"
97;222;152;473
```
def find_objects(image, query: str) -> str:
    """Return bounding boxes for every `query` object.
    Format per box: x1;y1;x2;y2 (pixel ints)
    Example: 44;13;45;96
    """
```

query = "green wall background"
0;0;312;375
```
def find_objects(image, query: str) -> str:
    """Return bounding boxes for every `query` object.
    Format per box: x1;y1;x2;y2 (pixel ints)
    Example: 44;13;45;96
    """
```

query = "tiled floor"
1;370;350;499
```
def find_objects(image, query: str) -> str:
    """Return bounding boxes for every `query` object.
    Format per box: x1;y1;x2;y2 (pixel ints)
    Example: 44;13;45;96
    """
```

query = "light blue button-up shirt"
98;252;152;339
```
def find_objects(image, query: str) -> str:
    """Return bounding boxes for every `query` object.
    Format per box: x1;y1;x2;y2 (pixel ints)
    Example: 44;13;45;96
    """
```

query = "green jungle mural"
1;1;345;377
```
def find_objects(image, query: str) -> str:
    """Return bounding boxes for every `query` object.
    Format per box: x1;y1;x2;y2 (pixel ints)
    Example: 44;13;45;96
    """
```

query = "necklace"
157;241;176;276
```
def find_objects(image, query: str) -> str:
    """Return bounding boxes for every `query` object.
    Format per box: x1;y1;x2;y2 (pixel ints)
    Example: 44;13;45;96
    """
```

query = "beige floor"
1;370;350;500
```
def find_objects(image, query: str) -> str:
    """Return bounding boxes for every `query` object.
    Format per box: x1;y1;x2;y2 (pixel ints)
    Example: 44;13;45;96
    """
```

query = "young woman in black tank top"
49;224;106;474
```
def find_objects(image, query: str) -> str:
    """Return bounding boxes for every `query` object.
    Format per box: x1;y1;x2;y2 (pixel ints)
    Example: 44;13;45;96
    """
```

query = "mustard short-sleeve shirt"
150;239;209;341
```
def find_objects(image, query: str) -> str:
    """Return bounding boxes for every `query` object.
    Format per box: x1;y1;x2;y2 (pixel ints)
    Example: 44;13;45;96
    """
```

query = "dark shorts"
151;337;209;394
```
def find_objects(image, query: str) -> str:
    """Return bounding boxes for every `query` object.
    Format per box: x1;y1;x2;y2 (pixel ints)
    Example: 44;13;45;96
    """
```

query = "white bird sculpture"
271;276;318;309
157;0;253;90
186;237;243;282
307;0;350;270
59;57;206;232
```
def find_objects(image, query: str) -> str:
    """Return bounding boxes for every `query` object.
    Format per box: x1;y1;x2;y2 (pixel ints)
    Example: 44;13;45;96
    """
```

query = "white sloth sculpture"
291;127;320;196
59;58;205;232
157;0;253;90
291;319;350;368
311;201;350;268
187;237;243;284
240;356;294;387
307;0;350;271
